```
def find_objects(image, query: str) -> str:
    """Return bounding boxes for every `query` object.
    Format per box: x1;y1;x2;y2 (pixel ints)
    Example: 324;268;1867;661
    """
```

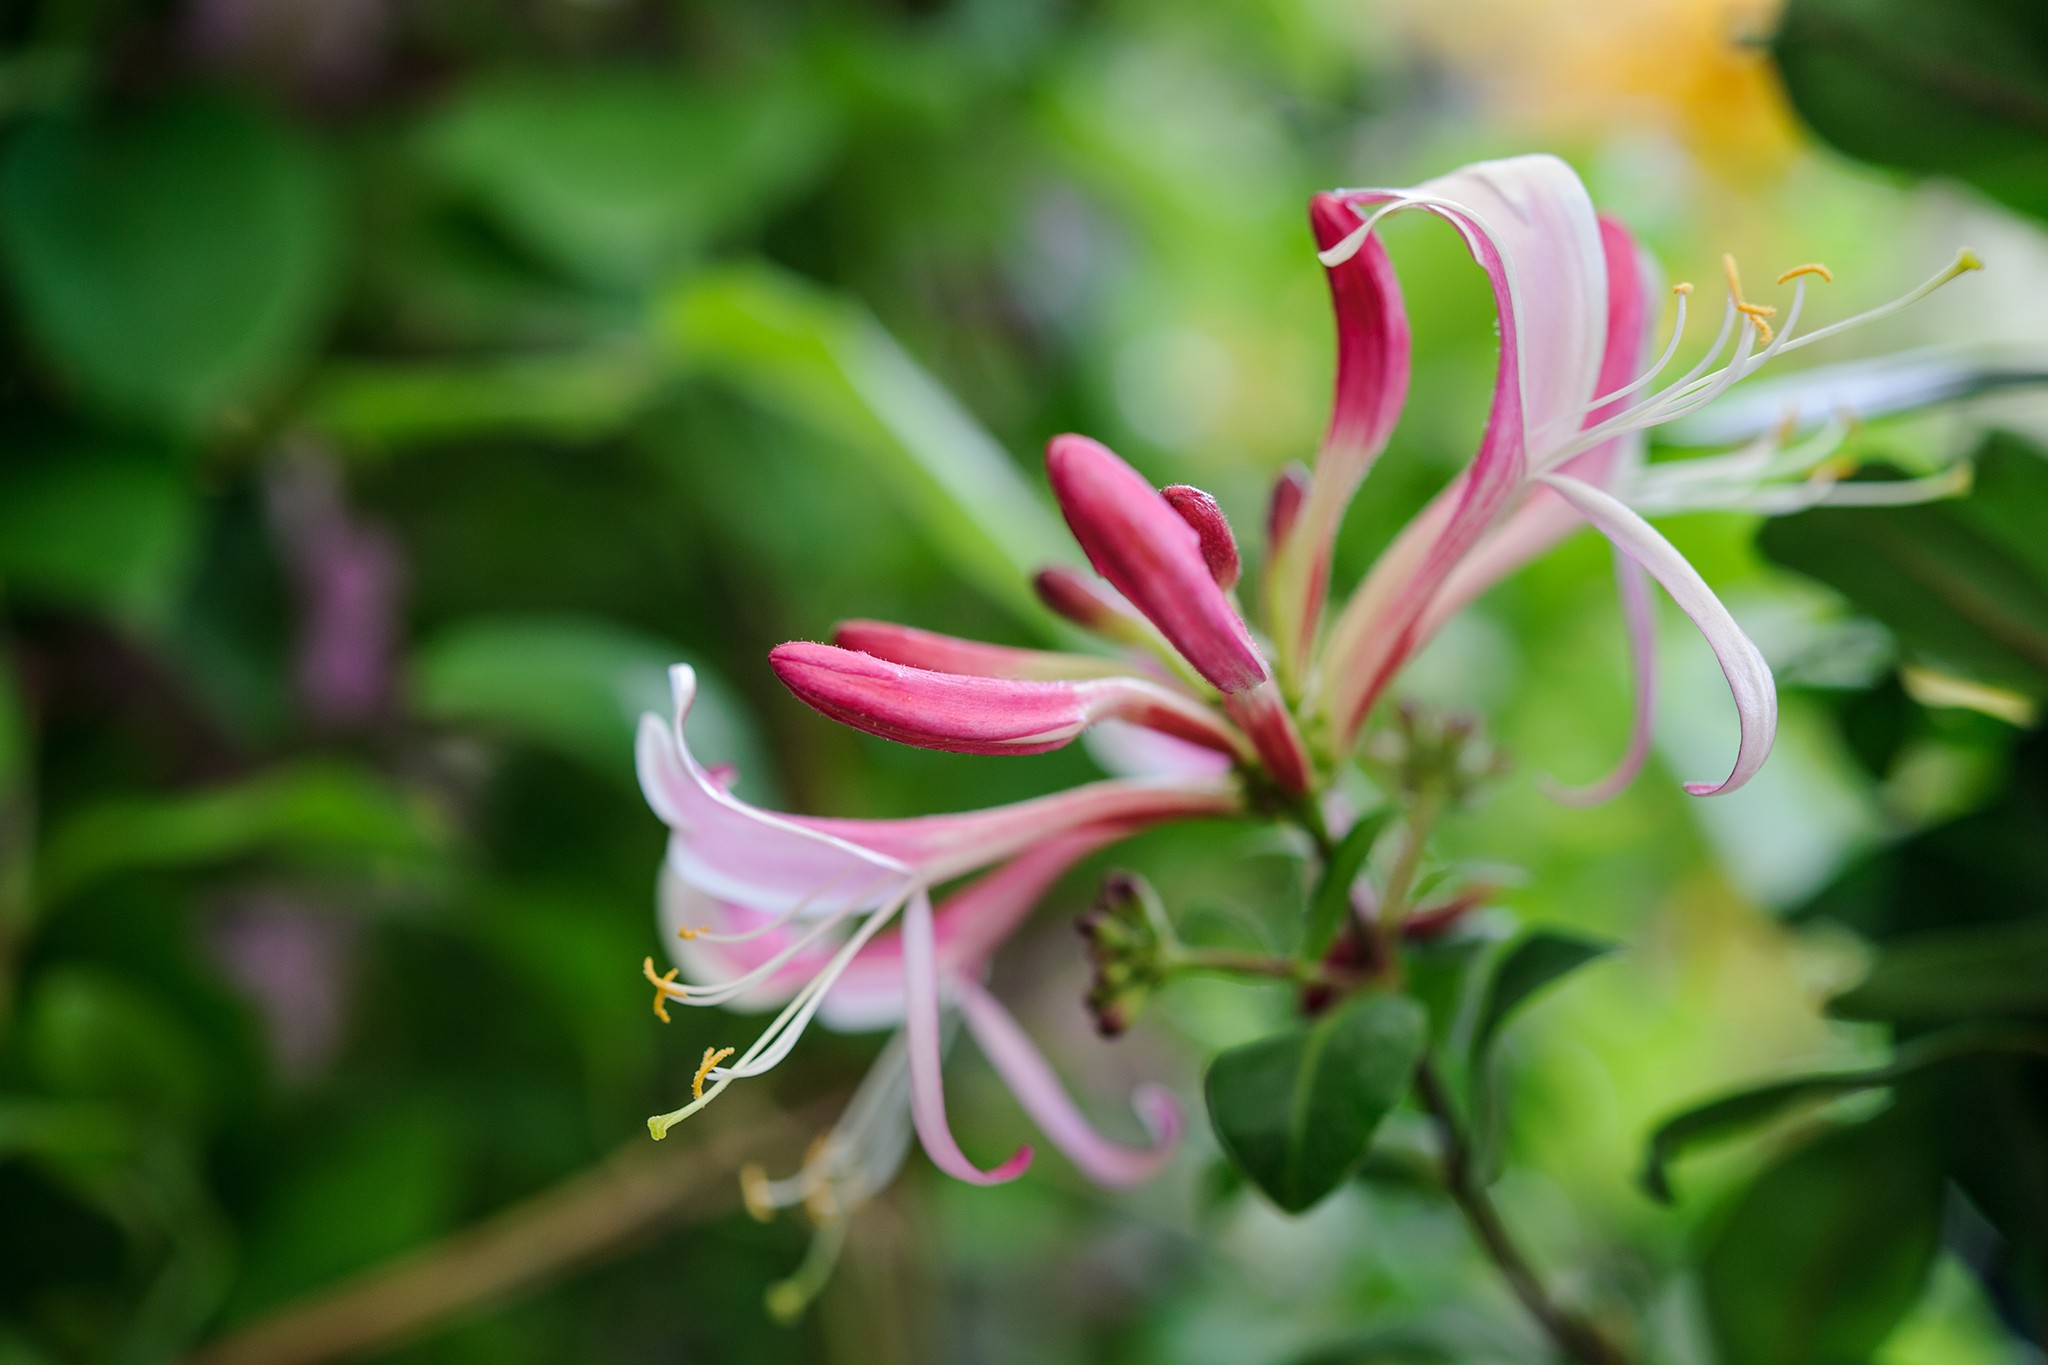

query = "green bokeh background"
2;0;2045;1361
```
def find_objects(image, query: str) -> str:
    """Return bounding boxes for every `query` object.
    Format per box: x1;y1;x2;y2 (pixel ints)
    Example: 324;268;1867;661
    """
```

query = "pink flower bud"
1267;463;1309;549
1160;484;1241;590
1044;435;1267;695
832;619;1129;681
771;642;1244;758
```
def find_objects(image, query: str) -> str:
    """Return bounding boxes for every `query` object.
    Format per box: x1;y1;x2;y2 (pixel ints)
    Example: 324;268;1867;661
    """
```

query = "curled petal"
1160;484;1241;590
902;889;1033;1184
1538;473;1775;796
1542;548;1657;805
832;620;1133;681
1046;435;1268;695
771;642;1244;758
954;977;1181;1187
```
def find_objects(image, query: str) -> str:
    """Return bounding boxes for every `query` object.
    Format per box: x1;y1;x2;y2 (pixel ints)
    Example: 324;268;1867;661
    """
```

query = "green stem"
1377;785;1444;931
1413;1058;1627;1365
1167;947;1311;982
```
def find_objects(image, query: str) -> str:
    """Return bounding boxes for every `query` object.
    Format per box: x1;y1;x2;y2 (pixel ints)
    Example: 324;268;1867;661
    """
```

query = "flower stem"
1412;1058;1627;1365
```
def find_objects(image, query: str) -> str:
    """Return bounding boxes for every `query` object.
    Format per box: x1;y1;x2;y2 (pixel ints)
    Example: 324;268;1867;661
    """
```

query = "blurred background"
3;0;2047;1361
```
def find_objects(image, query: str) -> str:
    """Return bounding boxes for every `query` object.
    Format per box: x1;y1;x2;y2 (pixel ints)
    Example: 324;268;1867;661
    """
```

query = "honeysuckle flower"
635;153;1980;1305
637;666;1215;1193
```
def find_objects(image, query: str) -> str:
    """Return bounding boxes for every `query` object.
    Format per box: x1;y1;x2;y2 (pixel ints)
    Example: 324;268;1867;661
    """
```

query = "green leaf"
1301;809;1392;962
0;447;198;630
1758;436;2048;696
1470;930;1616;1062
20;967;214;1120
1702;1106;1943;1365
305;346;663;450
1642;1022;2048;1202
411;615;764;791
0;96;338;428
1830;916;2048;1023
1204;992;1426;1214
36;763;443;907
423;72;833;287
660;264;1072;624
1772;0;2048;222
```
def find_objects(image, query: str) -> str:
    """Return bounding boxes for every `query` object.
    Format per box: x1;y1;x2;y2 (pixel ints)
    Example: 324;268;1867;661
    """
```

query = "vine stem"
1413;1058;1627;1365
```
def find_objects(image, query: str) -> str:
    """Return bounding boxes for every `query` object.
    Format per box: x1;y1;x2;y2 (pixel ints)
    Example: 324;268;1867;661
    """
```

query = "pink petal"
1542;548;1658;805
1083;720;1236;782
1220;681;1313;795
1267;196;1413;674
770;642;1243;758
832;619;1135;682
1045;435;1268;695
954;976;1181;1187
1160;484;1241;590
1319;156;1611;743
902;889;1034;1184
1538;473;1775;796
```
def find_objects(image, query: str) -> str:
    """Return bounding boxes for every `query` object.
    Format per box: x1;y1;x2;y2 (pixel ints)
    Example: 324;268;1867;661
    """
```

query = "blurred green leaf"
1831;917;2048;1023
0;95;339;428
661;264;1071;623
0;447;198;630
1642;1022;2048;1202
305;346;663;450
20;967;213;1119
1301;809;1391;962
37;763;444;907
1205;992;1425;1214
1470;930;1616;1062
411;614;763;790
1758;435;2048;697
1701;1107;1943;1365
1773;0;2048;221
423;71;833;287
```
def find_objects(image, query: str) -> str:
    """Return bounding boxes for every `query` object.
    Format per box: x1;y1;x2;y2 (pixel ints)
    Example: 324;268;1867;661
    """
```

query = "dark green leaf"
1773;0;2048;222
1702;1106;1943;1365
411;615;763;791
1642;1022;2048;1202
1301;809;1392;962
1204;992;1426;1214
0;96;338;427
1831;917;2048;1022
1759;436;2048;696
0;447;198;630
1471;930;1616;1062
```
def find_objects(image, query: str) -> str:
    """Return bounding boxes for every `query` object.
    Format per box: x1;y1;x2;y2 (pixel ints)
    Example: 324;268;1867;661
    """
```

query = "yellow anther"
1672;281;1694;296
1721;253;1778;341
693;1045;735;1100
740;1163;778;1223
642;956;681;1023
1809;455;1858;483
1777;262;1834;285
675;923;712;940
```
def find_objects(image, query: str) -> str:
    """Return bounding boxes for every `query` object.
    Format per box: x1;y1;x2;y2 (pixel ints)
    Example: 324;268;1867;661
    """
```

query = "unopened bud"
1077;870;1170;1038
1267;463;1309;547
1161;485;1241;590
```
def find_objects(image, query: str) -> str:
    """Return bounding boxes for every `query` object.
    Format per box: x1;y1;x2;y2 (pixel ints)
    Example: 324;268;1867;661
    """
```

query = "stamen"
676;923;711;940
1673;282;1694;296
1777;262;1833;285
740;1163;778;1223
643;957;681;1023
1723;254;1777;344
763;1218;850;1324
693;1045;736;1099
1777;250;1983;357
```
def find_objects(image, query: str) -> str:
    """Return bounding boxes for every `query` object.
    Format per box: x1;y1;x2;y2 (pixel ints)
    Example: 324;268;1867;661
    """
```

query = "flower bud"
1076;871;1170;1037
1160;484;1241;590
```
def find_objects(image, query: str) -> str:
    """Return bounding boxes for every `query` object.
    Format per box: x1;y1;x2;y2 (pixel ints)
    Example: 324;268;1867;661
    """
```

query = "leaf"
1701;1106;1943;1365
0;446;199;631
1830;916;2048;1023
0;95;338;428
1772;0;2048;223
305;347;663;450
410;615;765;791
36;763;443;908
1300;809;1393;962
1757;435;2048;697
423;72;833;287
1641;1022;2048;1202
660;264;1072;624
1204;992;1426;1214
1470;930;1616;1062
